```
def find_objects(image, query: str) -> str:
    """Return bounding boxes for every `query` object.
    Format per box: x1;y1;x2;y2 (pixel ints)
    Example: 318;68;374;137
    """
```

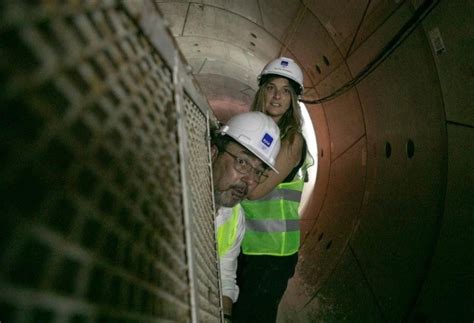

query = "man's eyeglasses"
223;150;269;184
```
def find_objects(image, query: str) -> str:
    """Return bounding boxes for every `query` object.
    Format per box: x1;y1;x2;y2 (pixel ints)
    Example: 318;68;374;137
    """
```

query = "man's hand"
223;295;233;320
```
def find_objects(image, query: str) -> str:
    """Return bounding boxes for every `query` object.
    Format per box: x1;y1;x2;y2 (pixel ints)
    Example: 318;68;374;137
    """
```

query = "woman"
233;57;308;322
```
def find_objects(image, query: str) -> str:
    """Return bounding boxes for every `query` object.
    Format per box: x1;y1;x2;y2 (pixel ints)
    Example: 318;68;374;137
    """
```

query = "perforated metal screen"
0;1;220;322
183;96;221;321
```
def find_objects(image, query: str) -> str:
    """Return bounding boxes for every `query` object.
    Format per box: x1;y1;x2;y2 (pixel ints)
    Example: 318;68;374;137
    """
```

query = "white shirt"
215;206;245;302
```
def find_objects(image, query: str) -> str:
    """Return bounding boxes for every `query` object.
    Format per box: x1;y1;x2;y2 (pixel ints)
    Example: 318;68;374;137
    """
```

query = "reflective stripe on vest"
241;179;303;256
245;219;300;232
258;189;302;202
217;206;240;257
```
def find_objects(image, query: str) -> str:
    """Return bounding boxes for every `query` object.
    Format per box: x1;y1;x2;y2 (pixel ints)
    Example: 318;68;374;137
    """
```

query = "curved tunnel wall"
281;1;472;322
285;18;447;321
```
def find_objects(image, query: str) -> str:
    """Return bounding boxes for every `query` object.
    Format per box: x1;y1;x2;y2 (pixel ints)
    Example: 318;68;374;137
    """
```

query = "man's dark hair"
211;131;233;153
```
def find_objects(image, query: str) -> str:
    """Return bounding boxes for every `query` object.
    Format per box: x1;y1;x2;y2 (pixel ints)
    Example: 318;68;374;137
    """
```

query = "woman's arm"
247;132;304;199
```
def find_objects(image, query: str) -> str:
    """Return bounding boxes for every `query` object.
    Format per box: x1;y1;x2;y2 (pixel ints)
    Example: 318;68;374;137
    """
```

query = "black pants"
233;253;298;323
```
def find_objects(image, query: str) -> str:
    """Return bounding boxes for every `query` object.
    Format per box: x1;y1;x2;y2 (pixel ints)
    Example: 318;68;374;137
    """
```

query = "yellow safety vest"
217;206;241;257
240;178;304;256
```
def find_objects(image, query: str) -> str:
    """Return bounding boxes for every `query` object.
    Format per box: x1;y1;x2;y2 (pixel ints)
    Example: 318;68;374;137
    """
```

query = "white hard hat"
219;112;281;173
258;57;304;95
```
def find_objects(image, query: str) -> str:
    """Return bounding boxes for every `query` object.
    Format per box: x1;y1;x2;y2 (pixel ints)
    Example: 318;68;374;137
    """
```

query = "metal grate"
0;1;219;322
183;96;221;322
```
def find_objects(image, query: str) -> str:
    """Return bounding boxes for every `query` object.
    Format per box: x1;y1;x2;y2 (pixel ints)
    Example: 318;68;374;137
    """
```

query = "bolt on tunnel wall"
0;1;221;322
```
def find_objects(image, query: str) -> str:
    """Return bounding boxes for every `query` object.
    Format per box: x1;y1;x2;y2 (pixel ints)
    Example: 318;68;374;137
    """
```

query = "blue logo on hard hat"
262;133;273;147
281;60;289;67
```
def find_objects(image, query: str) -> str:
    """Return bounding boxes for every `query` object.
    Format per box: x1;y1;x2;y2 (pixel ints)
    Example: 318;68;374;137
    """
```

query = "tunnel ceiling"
156;0;401;122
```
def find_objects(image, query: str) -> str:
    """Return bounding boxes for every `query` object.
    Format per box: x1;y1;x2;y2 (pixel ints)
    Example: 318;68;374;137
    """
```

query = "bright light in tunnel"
299;102;318;214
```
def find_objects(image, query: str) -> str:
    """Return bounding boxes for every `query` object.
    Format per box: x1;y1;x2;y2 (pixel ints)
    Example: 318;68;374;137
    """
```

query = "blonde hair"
250;76;303;143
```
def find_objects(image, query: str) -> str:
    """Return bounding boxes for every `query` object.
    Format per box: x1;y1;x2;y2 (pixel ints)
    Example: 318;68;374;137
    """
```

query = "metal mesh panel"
0;1;218;322
183;96;221;322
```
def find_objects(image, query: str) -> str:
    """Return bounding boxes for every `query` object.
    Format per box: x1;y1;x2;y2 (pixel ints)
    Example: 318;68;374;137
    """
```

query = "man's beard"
215;184;248;208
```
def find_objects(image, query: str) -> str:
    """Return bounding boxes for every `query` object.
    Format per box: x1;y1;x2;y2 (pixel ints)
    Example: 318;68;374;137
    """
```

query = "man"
211;111;281;321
